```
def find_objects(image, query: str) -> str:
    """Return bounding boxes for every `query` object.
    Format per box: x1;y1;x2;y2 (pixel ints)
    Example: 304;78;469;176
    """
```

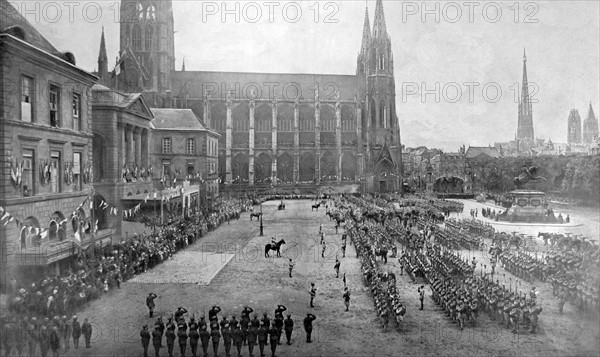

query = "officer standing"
343;287;351;311
268;322;279;357
177;323;188;357
232;324;243;357
418;285;425;310
261;313;270;346
199;325;210;357
283;314;294;345
257;322;268;357
188;318;199;357
71;316;81;349
165;322;176;357
222;324;232;357
140;325;151;357
211;322;221;357
288;259;294;278
146;293;158;318
309;283;317;308
246;323;257;356
82;318;92;348
152;326;162;357
303;313;316;343
334;258;341;278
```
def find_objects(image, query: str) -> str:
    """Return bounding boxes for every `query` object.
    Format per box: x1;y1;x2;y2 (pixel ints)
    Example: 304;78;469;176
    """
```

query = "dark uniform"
71;317;81;349
261;314;270;345
199;326;210;357
309;284;317;308
284;315;294;345
268;324;279;357
177;324;188;356
140;325;151;357
343;289;351;311
303;314;316;343
247;325;257;356
211;324;221;357
152;327;162;357
146;293;158;318
82;318;92;348
257;323;268;356
222;324;233;357
232;326;243;357
188;320;199;357
166;325;176;357
334;259;341;278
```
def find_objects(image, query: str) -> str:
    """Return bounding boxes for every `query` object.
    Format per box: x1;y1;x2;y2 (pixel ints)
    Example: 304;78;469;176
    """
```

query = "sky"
16;0;600;151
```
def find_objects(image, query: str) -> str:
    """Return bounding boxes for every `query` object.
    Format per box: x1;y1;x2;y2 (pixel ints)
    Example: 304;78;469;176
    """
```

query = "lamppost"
259;201;264;236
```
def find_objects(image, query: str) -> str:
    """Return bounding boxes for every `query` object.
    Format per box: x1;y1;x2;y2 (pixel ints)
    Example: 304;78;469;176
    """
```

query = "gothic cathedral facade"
110;0;403;193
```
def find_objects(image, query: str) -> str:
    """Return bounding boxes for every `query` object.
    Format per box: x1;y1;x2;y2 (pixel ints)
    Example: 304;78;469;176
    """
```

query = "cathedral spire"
360;5;371;54
517;48;534;141
588;101;596;121
372;0;387;39
98;27;108;82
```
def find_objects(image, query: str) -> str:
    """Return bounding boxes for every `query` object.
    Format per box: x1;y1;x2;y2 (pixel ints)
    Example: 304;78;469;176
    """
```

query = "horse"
374;248;388;264
265;239;286;258
250;212;263;221
278;201;286;210
311;203;321;211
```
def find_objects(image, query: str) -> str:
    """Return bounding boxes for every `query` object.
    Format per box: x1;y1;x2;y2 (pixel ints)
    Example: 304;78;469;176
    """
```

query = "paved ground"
47;199;598;357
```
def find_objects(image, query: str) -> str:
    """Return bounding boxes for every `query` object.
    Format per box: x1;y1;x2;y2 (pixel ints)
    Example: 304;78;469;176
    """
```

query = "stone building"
583;103;599;144
149;108;220;206
100;0;403;193
567;109;582;144
0;0;101;289
91;83;154;237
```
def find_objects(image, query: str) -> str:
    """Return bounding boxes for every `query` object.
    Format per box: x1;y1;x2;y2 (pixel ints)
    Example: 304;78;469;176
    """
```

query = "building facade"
567;109;582;144
91;84;154;237
103;0;403;193
0;1;100;289
149;108;220;203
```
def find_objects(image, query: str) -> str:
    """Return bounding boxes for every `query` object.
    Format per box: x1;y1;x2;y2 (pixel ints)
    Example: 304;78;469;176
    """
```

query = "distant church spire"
517;48;534;141
360;5;371;54
98;27;108;83
583;101;599;143
372;0;387;39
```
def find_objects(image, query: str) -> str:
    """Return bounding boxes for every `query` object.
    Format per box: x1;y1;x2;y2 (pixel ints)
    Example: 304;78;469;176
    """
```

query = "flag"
3;216;13;226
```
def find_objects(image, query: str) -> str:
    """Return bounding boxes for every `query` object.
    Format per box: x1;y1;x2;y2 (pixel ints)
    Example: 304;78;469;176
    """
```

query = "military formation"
138;303;316;357
2;198;249;356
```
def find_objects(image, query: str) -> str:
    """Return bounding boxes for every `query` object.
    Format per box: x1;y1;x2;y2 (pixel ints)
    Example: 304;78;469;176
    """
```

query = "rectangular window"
162;160;171;178
49;85;60;127
50;151;61;193
162;137;171;154
22;150;35;196
187;161;195;176
187;138;195;155
21;76;33;122
73;152;82;191
72;93;81;131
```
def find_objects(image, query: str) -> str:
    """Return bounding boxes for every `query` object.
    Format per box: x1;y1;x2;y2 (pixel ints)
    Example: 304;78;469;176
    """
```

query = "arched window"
380;102;386;128
145;27;153;51
49;212;66;242
146;4;156;20
138;3;144;20
132;25;142;50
